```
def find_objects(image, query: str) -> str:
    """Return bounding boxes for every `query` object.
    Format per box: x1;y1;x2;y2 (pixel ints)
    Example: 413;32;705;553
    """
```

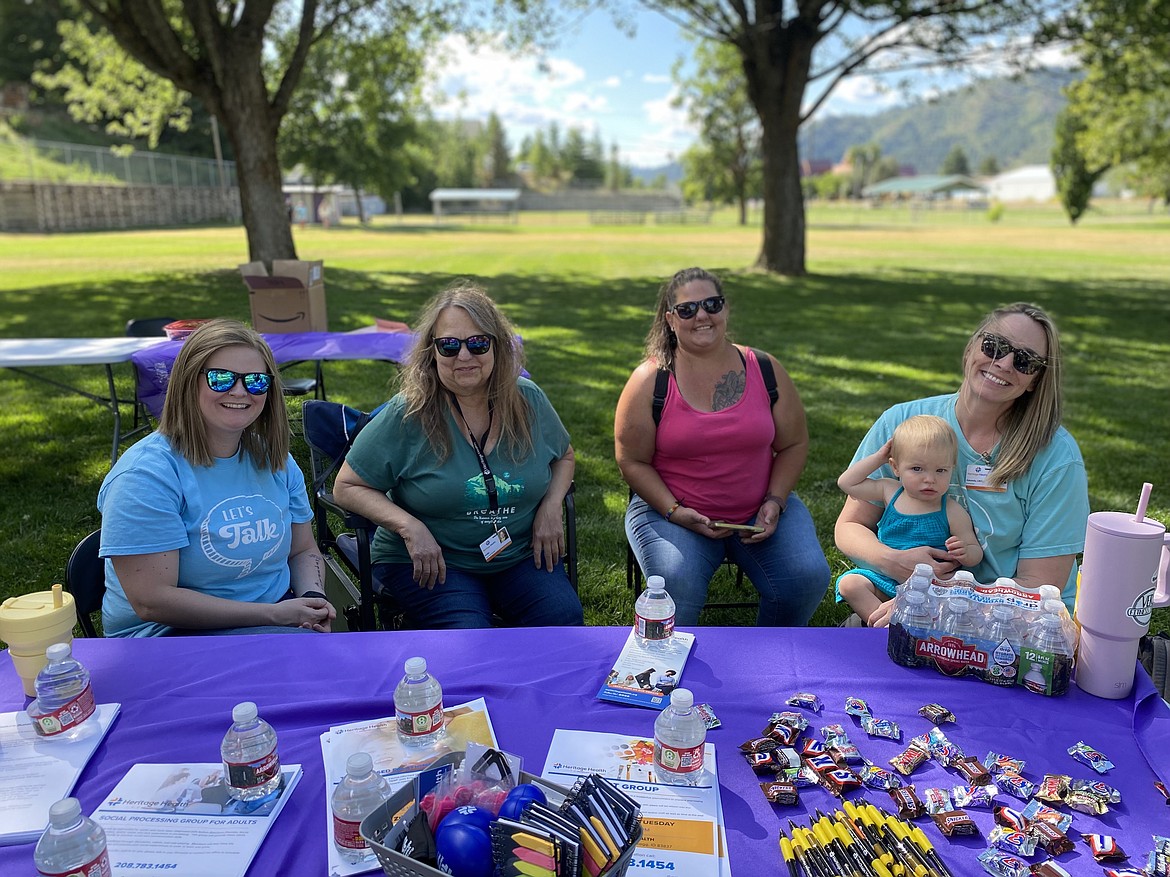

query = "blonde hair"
890;415;958;467
644;267;725;371
400;281;532;463
159;319;289;470
963;302;1063;487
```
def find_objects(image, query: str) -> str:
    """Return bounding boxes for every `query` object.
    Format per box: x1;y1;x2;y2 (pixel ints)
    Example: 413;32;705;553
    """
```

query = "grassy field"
2;202;1168;639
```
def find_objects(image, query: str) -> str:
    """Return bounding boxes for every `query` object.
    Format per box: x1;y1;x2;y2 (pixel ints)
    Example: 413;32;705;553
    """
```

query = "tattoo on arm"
712;369;746;411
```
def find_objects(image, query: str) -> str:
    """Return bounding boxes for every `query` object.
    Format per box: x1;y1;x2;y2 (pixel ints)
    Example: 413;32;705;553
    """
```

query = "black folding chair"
64;530;105;637
302;399;579;631
302;400;391;631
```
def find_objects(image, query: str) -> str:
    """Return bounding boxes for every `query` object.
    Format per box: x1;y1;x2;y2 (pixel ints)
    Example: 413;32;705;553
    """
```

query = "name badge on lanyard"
966;463;1006;492
480;525;512;562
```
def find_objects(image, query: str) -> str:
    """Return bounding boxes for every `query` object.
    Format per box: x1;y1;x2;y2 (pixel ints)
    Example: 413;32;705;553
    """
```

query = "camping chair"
64;530;105;637
302;400;390;631
625;490;758;614
302;399;579;631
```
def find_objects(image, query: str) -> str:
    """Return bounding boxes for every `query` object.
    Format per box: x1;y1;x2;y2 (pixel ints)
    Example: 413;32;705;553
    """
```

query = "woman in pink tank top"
614;268;829;626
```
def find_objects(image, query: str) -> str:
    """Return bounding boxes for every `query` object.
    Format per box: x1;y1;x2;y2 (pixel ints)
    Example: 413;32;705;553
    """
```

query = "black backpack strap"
651;367;670;427
652;351;775;425
751;347;779;406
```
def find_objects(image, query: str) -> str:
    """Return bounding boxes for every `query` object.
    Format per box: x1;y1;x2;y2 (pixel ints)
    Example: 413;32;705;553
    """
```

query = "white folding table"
0;337;166;464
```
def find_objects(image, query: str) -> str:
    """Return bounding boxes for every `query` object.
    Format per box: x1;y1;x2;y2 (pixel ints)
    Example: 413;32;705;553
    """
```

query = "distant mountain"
801;68;1079;174
628;162;684;185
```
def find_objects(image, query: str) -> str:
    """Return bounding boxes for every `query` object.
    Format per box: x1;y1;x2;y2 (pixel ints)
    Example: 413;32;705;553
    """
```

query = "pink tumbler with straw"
1075;483;1169;699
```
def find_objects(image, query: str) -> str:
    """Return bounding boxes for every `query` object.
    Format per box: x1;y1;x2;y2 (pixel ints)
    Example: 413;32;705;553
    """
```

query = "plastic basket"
361;753;642;877
163;319;211;340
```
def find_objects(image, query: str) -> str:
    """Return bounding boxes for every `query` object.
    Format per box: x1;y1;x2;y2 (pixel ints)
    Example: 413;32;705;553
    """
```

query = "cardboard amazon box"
239;259;327;333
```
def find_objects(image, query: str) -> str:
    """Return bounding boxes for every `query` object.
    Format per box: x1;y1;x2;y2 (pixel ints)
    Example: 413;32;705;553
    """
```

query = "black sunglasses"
670;296;725;320
433;334;493;357
203;368;274;395
979;333;1047;375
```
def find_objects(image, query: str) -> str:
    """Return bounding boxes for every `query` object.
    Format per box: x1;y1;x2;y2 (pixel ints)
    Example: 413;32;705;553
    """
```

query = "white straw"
1134;481;1153;522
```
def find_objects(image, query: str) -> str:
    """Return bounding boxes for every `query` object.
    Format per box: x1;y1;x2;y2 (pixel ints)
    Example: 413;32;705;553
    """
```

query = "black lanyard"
451;395;497;515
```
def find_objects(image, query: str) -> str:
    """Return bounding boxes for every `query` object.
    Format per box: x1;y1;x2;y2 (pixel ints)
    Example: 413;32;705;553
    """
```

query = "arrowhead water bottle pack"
885;565;1076;696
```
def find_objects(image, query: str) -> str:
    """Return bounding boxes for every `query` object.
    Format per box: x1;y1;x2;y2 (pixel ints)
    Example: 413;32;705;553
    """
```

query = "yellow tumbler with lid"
0;585;78;697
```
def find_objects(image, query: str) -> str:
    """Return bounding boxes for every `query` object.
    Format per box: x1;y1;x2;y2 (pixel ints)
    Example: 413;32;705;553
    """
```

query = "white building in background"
986;165;1056;202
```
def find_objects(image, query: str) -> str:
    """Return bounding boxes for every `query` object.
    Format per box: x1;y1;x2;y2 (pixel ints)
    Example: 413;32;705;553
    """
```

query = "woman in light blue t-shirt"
835;302;1089;627
99;320;334;637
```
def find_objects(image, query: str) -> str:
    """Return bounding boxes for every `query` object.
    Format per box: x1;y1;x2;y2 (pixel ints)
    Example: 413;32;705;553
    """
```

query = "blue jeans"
625;493;829;627
373;560;584;629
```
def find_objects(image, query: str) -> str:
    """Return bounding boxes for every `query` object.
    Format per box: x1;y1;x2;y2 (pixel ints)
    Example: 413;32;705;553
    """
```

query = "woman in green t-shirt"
334;283;583;629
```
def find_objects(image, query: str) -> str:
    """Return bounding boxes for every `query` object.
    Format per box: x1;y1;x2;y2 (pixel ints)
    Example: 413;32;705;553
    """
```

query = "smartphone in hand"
711;522;766;533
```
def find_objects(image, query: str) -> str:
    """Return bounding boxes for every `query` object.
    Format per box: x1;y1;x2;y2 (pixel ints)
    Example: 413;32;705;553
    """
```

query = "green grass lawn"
2;202;1168;638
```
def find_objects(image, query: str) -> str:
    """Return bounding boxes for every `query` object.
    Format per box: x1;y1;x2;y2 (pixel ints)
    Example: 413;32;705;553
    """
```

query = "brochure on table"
319;696;499;877
597;630;696;709
0;703;121;846
90;762;301;877
541;728;731;877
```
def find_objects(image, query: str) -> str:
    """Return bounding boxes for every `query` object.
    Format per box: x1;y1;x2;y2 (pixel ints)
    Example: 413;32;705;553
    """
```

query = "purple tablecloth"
131;331;415;417
2;627;1166;876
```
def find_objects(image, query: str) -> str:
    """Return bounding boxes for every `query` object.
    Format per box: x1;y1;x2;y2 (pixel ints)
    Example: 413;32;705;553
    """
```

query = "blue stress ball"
434;822;493;877
438;804;495;837
497;783;548;821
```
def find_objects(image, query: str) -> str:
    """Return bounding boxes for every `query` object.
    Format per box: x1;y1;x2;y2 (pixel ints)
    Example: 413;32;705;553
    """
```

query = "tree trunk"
354;186;367;224
755;117;805;275
741;27;814;276
217;49;296;266
221;111;296;265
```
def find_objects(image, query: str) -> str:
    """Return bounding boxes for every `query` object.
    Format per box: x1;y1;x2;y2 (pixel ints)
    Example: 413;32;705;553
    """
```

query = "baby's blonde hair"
890;415;957;467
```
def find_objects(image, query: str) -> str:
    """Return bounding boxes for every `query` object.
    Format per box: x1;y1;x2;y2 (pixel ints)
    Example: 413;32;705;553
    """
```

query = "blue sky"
426;7;1074;169
425;7;930;169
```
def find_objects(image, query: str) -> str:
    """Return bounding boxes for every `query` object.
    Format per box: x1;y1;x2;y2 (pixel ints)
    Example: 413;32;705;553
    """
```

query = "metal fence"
16;138;237;188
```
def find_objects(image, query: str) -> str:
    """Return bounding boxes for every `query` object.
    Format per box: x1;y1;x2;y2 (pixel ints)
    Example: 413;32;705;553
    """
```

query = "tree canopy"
673;37;759;224
643;0;1068;275
45;0;584;264
1048;0;1170;216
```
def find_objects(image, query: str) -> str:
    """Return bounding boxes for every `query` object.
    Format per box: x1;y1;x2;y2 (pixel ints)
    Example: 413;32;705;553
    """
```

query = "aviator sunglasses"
433;334;493;357
979;332;1047;375
203;368;274;395
670;295;725;319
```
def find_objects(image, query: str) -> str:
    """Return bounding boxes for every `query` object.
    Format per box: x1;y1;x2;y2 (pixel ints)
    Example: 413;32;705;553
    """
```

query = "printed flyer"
92;762;302;877
597;630;696;710
319;697;498;876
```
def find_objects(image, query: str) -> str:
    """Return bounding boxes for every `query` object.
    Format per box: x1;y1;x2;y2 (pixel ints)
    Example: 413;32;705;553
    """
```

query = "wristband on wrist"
763;494;786;514
298;590;327;600
665;501;682;521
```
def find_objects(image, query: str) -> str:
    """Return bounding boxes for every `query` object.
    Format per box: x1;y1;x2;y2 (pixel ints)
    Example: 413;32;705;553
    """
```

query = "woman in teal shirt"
334;283;583;629
835;302;1089;626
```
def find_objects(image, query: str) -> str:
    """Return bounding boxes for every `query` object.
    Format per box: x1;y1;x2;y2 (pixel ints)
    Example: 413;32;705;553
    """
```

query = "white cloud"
621;89;695;166
642;73;671;84
812;75;904;117
602;75;621;88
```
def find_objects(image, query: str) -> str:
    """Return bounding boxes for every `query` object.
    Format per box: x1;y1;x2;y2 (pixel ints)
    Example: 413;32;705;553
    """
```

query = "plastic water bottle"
394;657;445;749
634;575;675;649
887;590;933;668
899;563;934;595
1022;609;1074;696
941;596;981;642
654;688;706;786
221;702;282;801
30;642;96;740
981;605;1020;686
34;797;110;877
332;752;391;864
